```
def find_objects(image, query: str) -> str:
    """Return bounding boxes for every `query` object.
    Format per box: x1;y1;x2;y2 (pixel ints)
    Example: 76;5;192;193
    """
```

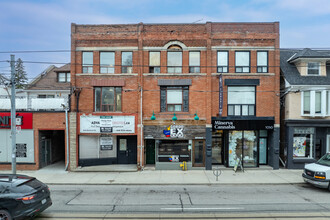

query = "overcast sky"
1;0;330;80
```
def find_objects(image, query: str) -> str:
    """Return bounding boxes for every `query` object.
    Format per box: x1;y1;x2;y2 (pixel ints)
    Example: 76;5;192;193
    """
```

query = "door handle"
126;150;129;156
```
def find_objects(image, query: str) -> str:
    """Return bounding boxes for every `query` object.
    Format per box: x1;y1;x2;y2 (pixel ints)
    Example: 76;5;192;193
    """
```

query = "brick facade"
71;22;280;170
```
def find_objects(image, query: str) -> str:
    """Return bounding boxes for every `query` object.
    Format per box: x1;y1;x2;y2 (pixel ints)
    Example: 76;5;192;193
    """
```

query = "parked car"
302;153;330;190
0;174;52;220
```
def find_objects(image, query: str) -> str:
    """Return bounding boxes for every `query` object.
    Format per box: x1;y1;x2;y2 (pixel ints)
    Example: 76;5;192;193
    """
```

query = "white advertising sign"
80;115;135;134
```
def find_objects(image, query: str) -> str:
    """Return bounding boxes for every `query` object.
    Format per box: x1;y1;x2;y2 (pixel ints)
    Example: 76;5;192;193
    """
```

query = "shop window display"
228;131;257;167
293;128;314;159
157;140;190;162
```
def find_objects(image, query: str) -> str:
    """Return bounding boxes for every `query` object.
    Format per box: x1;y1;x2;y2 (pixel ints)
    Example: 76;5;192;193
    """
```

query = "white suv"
302;153;330;190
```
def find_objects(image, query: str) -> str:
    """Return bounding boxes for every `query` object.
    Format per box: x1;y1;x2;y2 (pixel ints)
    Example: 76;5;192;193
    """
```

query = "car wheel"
0;210;12;220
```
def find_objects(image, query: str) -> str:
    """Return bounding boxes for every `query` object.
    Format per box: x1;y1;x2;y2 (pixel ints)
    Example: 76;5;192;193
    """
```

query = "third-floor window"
235;51;250;73
167;51;182;73
189;51;200;73
100;52;115;74
257;51;268;73
122;52;133;73
82;52;93;73
217;51;228;73
149;51;160;73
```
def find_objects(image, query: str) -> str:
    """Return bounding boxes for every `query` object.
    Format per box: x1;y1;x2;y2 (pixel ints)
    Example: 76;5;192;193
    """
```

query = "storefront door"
212;131;223;164
117;136;137;164
193;140;205;167
40;138;51;168
146;139;155;164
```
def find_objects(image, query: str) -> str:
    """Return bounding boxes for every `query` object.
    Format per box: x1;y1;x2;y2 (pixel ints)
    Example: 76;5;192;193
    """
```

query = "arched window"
167;45;182;73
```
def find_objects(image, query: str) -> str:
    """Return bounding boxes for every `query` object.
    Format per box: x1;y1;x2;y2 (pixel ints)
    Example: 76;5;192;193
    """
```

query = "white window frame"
301;90;328;117
235;51;250;73
217;51;228;73
167;51;182;73
189;51;200;73
82;52;93;73
58;72;70;83
307;62;320;75
100;52;115;74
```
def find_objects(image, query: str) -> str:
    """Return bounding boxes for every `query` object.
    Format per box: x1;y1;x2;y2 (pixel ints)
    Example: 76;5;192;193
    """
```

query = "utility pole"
10;55;16;174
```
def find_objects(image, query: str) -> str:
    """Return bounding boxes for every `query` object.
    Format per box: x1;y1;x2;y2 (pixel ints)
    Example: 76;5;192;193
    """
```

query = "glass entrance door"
193;140;204;167
212;131;223;164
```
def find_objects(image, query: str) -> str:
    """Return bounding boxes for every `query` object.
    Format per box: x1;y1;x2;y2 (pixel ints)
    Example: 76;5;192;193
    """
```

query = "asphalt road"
37;183;330;219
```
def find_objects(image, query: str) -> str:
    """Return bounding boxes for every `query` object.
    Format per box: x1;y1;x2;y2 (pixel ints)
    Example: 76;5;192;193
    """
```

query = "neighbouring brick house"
70;22;280;170
0;64;70;170
280;48;330;169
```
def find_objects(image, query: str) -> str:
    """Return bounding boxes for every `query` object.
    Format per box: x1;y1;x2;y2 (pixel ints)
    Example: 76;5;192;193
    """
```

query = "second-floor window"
228;86;255;116
160;86;189;112
189;51;200;73
122;52;132;73
235;51;250;73
95;87;122;112
307;62;320;75
217;51;228;73
149;51;160;73
302;90;329;116
100;52;115;73
38;94;55;98
58;72;70;83
167;51;182;73
82;52;93;73
257;51;268;73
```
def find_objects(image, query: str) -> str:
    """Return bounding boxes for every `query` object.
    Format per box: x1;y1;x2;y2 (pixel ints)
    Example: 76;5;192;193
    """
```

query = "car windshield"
316;153;330;166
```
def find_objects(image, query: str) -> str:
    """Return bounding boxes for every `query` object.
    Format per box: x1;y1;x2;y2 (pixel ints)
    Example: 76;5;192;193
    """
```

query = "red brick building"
70;22;280;170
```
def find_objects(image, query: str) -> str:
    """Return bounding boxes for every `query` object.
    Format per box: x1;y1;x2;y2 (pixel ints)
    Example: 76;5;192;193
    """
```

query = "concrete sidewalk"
0;164;305;185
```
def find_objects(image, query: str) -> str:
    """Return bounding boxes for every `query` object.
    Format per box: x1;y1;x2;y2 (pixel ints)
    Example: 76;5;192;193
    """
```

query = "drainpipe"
62;104;69;171
140;86;144;170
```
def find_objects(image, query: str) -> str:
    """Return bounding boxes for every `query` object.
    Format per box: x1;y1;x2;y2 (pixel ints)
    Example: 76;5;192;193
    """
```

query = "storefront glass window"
229;131;243;167
243;131;257;167
157;140;190;162
293;128;314;158
228;131;257;167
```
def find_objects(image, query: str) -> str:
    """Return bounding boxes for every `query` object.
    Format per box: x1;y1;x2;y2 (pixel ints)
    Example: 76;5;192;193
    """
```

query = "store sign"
0;113;33;129
212;119;274;130
100;136;113;150
163;125;184;138
294;127;315;134
80;115;135;134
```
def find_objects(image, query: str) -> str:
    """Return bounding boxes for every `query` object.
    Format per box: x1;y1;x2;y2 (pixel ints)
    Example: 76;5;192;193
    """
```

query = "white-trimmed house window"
58;72;70;83
302;90;329;116
307;62;320;75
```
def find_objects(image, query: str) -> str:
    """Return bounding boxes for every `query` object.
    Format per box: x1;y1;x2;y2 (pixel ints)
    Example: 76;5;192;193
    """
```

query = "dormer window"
307;62;320;75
